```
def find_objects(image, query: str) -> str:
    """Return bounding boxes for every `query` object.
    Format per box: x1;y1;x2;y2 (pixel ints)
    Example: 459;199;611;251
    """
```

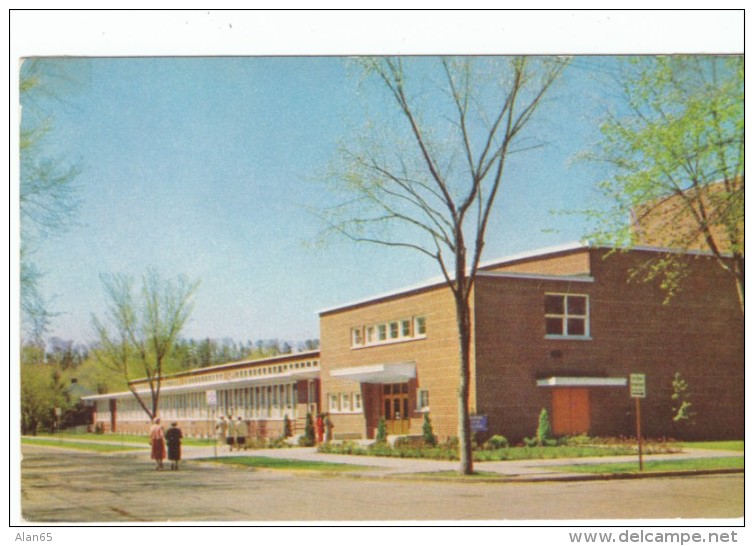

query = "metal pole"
636;397;643;471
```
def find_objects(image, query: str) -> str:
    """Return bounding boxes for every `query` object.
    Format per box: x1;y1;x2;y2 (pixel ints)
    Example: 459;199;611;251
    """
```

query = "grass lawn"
679;440;744;452
21;437;145;453
199;456;371;472
550;456;744;475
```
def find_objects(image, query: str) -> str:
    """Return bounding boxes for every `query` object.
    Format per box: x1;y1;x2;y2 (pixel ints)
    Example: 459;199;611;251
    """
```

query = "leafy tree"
582;56;744;313
91;269;199;421
19;59;83;342
20;361;71;435
322;56;566;474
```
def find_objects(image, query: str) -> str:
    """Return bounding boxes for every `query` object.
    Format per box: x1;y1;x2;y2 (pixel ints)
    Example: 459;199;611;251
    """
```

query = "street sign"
206;390;217;407
470;414;488;433
630;373;646;398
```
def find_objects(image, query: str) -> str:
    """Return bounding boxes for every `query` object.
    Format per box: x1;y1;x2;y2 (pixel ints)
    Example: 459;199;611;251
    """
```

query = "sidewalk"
21;436;742;482
178;442;744;482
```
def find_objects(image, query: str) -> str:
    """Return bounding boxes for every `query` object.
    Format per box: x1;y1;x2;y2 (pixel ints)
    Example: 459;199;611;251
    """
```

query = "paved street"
19;444;744;523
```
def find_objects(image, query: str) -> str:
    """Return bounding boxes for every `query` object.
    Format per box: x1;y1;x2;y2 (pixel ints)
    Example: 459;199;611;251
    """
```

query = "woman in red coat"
149;418;166;470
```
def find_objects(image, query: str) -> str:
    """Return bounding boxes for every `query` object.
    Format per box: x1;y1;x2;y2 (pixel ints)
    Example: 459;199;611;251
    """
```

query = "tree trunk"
456;291;474;475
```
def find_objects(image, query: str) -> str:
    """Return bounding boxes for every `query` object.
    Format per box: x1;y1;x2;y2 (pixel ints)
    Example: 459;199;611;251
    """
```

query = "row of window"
328;392;363;414
351;316;427;348
349;295;588;347
158;360;320;389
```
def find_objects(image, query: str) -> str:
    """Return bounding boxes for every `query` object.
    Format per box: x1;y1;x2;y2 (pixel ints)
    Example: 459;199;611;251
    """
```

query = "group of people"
149;418;183;471
215;415;246;451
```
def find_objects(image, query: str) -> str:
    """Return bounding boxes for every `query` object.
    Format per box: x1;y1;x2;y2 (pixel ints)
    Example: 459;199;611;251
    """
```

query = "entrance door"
551;388;590;436
383;383;410;435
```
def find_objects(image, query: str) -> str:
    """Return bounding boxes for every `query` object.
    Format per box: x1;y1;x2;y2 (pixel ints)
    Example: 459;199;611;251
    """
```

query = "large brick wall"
320;285;466;441
473;248;744;442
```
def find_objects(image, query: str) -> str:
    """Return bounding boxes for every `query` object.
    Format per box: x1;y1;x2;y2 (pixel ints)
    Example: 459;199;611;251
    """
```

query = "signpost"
629;374;646;470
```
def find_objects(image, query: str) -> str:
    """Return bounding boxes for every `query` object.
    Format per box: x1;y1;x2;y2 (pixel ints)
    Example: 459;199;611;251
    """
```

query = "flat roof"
318;241;588;315
318;242;726;316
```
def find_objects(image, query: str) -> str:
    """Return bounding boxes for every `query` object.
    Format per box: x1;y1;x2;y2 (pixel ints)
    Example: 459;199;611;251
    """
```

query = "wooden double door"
551;388;590;436
383;383;410;435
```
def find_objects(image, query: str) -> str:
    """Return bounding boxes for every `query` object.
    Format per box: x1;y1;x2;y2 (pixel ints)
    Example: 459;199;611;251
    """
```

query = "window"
341;393;352;412
328;394;339;412
351;327;363;347
389;321;399;339
353;393;363;411
401;319;411;337
545;294;589;338
415;316;427;336
377;324;387;341
417;389;430;412
366;326;376;344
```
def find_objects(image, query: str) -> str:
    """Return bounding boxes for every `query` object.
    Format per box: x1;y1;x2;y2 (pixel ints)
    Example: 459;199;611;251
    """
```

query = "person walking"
149;418;166;470
315;413;325;444
226;415;236;451
235;416;245;451
165;422;183;470
215;415;227;450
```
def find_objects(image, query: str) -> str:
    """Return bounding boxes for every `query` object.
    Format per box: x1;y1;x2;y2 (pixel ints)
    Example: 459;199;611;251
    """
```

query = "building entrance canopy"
331;362;416;384
536;376;627;387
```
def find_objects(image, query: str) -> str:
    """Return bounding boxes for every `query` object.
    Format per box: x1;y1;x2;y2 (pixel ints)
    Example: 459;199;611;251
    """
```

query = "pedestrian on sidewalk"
165;422;183;470
149;418;166;471
215;415;228;450
316;413;325;444
235;416;245;451
227;415;236;451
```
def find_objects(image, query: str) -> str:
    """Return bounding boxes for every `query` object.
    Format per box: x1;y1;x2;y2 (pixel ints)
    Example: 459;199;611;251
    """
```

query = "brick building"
85;351;321;437
319;243;743;442
86;243;743;443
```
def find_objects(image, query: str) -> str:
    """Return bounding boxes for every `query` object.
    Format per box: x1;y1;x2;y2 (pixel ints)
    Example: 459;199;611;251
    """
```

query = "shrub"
375;416;387;444
283;414;292;438
422;413;437;446
536;408;552;446
487;434;509;449
298;412;316;447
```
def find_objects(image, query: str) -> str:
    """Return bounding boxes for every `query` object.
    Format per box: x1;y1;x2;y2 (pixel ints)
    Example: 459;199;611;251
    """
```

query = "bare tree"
92;269;199;421
324;56;567;474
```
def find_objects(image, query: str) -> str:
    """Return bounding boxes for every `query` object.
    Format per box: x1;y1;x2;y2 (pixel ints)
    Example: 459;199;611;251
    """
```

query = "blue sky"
13;12;743;347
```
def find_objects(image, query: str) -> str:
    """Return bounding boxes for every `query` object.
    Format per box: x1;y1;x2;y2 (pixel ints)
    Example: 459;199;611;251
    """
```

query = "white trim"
477;271;594;283
536;377;628;387
330;362;416;384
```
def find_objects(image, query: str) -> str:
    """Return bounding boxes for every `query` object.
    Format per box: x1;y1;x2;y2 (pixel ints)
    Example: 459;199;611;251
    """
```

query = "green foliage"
298;412;316;447
579;56;744;309
91;269;200;420
375;416;387;444
536;408;553;446
19;60;85;343
20;362;72;435
283;414;293;438
486;435;509;449
422;413;437;446
671;372;696;426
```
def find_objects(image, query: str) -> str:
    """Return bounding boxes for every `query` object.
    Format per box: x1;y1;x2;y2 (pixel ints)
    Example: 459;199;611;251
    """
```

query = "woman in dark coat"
165;422;183;470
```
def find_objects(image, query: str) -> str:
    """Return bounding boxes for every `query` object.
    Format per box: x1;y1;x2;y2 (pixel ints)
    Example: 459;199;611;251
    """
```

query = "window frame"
544;293;591;340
